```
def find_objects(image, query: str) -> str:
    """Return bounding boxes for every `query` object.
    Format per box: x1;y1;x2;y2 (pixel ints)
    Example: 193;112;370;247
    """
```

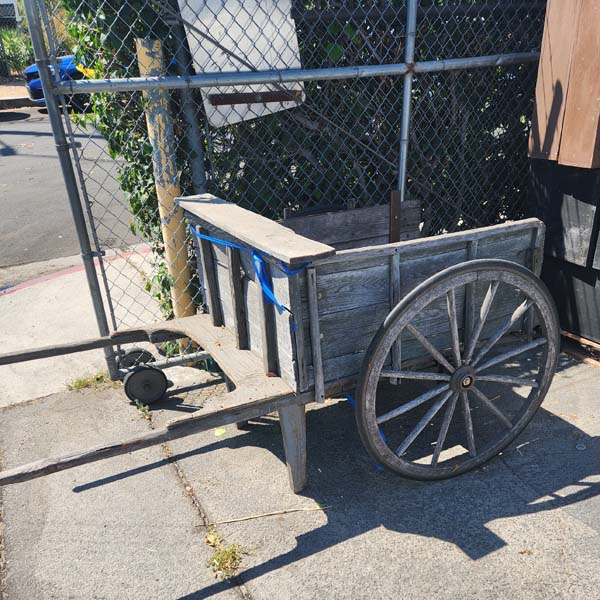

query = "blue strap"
278;261;311;276
189;227;310;329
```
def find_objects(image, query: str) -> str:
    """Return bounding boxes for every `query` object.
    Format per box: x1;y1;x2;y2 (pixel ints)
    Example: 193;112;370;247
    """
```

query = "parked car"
23;55;88;108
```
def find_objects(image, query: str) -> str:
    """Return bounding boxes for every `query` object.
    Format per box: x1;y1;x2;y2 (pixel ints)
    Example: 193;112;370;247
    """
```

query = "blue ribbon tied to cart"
189;226;310;332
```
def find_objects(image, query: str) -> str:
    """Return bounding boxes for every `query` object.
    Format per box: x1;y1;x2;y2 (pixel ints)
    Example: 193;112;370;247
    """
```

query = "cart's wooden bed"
0;194;559;492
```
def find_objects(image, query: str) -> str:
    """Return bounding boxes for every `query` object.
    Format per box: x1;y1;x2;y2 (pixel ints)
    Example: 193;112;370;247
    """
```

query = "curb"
0;97;39;110
0;246;152;297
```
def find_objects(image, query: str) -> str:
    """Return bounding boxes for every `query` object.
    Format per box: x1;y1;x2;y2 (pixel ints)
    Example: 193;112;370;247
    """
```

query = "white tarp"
178;0;304;128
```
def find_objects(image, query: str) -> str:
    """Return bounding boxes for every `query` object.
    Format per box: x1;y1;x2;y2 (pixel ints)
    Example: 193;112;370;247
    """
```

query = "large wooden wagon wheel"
355;259;560;480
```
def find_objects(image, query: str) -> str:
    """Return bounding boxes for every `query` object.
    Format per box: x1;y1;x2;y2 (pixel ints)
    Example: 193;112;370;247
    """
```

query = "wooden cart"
0;195;560;492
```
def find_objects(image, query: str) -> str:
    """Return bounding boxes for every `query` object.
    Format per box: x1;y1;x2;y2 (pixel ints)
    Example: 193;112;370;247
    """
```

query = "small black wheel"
123;366;168;405
355;259;560;480
117;347;156;369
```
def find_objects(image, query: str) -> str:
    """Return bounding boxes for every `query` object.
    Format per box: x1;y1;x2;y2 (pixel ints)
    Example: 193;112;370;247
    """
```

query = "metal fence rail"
23;0;547;374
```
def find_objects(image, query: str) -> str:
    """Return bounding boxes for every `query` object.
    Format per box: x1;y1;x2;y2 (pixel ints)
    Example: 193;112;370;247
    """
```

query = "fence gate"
23;0;547;376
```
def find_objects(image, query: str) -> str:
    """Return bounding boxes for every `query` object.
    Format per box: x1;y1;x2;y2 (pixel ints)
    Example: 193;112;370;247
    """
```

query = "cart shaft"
0;387;310;486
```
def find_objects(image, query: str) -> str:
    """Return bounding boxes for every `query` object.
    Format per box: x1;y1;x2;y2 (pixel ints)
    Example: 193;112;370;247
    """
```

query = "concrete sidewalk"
1;257;600;598
0;82;37;110
0;251;161;406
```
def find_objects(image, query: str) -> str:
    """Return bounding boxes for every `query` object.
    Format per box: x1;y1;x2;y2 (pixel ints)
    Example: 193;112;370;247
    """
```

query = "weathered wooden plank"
227;247;249;349
312;219;544;266
288;275;309;392
390;190;402;243
300;262;390;316
256;261;279;375
333;236;390;251
300;236;532;318
464;239;479;344
215;260;298;390
278;403;307;493
303;276;528;383
196;228;224;327
391;193;421;243
179;194;336;265
298;242;527;320
390;251;402;384
282;203;421;250
303;302;391;362
307;268;325;403
0;385;310;487
283;205;389;246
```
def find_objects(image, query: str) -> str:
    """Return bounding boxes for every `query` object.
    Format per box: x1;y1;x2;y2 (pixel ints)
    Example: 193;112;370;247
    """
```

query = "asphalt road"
0;107;136;269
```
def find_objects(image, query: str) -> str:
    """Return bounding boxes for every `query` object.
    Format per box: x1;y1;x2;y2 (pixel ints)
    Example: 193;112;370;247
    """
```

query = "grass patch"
206;526;247;579
67;371;118;391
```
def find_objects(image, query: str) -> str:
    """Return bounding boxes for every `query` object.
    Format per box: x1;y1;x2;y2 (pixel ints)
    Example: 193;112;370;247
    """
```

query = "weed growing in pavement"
67;371;118;391
134;399;152;421
206;526;247;579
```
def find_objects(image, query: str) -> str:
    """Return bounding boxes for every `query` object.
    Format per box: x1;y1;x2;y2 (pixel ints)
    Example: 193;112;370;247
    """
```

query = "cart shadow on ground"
74;355;600;598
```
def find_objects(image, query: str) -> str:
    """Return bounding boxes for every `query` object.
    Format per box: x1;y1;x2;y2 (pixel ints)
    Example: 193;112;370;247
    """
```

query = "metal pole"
397;0;418;196
22;0;119;379
165;0;208;194
36;0;120;337
56;52;540;95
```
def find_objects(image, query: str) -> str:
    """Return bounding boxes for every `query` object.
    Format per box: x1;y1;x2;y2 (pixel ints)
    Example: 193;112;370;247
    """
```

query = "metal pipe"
165;0;208;194
55;51;540;95
292;2;546;23
23;0;118;379
141;350;211;371
397;0;418;194
37;0;121;340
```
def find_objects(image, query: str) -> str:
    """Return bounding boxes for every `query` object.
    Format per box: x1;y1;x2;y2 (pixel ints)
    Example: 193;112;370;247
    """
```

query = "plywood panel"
529;0;582;161
558;1;600;168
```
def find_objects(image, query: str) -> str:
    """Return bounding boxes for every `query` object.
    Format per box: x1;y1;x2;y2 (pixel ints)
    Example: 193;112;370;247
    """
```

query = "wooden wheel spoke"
447;289;462;367
405;323;455;373
477;337;547;373
464;280;500;364
476;374;539;388
396;391;454;457
472;299;532;367
376;383;450;425
460;392;477;457
380;370;451;382
431;393;459;466
469;386;512;429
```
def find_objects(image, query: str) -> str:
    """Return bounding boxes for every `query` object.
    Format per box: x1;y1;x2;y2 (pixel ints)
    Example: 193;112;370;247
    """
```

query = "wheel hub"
451;365;476;392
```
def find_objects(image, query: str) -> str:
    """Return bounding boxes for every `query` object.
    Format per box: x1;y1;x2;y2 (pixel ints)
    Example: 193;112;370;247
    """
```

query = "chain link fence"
26;0;546;370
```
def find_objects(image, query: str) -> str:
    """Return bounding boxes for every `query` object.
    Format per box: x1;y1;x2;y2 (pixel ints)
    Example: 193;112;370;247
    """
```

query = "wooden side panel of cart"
291;219;544;390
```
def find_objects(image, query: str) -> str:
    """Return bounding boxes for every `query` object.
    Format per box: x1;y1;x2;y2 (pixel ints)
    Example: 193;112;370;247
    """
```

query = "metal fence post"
165;0;208;194
397;0;418;199
22;0;119;380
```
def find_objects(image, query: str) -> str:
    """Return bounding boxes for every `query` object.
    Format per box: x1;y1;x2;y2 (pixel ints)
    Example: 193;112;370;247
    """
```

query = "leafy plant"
0;27;34;74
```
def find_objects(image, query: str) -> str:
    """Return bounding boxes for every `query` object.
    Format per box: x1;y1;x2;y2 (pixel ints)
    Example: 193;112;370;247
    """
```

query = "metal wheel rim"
356;259;560;479
118;348;156;369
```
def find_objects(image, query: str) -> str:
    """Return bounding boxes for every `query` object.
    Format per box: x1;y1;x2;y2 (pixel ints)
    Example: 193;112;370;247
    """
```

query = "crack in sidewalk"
141;411;254;600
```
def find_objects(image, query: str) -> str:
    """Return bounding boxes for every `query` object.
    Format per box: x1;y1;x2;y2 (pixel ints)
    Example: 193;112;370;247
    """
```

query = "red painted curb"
0;247;151;297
